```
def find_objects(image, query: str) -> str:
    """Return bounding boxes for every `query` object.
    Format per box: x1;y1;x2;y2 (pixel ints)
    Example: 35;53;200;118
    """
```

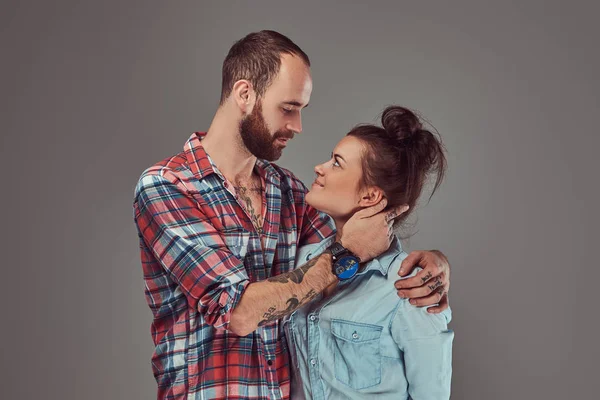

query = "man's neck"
202;107;257;183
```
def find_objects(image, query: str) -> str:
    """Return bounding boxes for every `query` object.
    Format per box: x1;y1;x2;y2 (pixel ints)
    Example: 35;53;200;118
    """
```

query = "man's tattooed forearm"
257;289;319;326
267;257;319;284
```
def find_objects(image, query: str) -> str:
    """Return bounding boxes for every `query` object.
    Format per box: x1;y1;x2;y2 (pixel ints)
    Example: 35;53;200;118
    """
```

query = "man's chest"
188;174;301;279
233;177;265;236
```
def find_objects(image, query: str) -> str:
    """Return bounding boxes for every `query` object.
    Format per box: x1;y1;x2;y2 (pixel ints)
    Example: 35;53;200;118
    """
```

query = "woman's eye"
332;159;340;168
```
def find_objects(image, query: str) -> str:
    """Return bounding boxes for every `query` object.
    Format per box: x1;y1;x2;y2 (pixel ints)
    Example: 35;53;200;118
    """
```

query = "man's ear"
358;186;384;207
232;79;256;114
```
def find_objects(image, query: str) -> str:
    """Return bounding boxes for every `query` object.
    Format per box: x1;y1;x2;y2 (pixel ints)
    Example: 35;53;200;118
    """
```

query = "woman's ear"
232;79;256;114
358;186;384;207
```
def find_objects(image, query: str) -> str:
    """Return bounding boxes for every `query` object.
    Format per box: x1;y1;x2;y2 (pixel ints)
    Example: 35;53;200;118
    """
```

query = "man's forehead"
265;55;312;103
265;85;312;107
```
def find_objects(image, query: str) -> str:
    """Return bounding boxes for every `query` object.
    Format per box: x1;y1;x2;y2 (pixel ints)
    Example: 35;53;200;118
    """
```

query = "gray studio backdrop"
1;1;598;399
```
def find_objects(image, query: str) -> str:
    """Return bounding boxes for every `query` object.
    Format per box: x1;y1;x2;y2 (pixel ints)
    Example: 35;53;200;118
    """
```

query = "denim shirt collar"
362;237;404;276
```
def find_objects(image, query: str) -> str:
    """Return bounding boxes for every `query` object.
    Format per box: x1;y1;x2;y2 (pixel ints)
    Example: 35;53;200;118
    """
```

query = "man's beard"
239;100;294;161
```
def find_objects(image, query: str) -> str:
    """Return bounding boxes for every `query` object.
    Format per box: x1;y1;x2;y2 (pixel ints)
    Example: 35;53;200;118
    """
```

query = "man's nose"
287;114;302;134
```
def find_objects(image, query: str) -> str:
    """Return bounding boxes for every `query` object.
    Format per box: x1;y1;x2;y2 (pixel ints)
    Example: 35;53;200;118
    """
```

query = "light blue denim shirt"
284;236;453;400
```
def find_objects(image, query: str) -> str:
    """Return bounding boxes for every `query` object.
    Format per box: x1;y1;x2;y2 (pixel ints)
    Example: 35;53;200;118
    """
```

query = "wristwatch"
327;242;360;280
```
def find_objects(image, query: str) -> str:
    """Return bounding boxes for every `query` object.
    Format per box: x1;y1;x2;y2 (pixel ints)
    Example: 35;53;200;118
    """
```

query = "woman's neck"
333;218;346;243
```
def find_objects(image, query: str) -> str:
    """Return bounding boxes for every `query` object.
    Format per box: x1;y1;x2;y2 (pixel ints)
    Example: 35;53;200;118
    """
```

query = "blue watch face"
335;255;359;280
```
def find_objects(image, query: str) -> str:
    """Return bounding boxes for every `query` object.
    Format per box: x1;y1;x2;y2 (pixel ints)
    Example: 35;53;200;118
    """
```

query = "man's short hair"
220;30;310;104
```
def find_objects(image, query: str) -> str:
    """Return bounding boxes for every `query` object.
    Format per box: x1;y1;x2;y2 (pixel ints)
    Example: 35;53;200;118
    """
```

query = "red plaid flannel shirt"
133;132;335;399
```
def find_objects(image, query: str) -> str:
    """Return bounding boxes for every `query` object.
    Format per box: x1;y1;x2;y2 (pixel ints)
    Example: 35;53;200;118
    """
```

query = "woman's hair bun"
381;105;423;145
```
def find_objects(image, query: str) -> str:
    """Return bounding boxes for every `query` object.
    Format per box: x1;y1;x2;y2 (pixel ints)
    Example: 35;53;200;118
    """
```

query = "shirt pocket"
331;319;383;390
221;230;251;260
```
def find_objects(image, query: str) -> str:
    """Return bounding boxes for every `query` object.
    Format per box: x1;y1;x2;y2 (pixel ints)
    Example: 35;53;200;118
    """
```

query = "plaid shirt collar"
184;132;281;187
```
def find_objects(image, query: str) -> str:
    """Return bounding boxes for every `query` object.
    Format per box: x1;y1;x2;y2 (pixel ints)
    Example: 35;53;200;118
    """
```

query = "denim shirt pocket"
331;319;383;390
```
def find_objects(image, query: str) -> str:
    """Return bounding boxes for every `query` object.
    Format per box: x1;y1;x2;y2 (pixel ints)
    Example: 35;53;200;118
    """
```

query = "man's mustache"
273;130;295;140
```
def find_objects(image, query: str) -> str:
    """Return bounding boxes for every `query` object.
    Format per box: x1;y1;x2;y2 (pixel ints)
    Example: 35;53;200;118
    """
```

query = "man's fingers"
396;274;444;298
394;249;451;311
411;292;442;308
396;257;436;285
398;249;444;277
396;269;446;291
426;293;450;314
396;286;429;300
354;198;388;219
405;287;446;308
396;269;434;290
398;250;425;277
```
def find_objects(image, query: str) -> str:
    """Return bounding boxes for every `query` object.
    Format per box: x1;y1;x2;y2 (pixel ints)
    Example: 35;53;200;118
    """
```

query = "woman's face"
306;135;374;220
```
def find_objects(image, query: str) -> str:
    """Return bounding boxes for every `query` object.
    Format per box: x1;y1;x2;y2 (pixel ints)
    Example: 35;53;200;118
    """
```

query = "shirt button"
310;359;317;366
309;315;316;321
352;332;359;339
267;360;273;366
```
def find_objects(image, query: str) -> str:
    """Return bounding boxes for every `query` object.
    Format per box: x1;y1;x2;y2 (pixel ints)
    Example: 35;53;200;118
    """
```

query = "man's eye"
282;108;293;114
332;159;340;167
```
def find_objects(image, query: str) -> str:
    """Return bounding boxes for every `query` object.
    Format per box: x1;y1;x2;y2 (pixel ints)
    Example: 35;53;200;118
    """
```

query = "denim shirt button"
352;331;359;339
310;359;317;366
309;315;317;321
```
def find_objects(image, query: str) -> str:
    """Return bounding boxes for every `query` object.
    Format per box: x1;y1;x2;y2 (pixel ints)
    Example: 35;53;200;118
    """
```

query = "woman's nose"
314;162;325;176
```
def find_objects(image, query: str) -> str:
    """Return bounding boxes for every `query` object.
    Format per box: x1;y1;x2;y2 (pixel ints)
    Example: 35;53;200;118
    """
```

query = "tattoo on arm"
267;257;319;284
257;289;319;326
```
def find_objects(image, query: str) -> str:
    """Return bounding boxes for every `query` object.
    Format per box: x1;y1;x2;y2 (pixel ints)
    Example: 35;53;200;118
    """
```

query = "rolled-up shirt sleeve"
391;301;454;400
134;172;249;330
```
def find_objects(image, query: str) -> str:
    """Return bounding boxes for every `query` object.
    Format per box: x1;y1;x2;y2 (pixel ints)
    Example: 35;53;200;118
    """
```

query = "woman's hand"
394;250;451;313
